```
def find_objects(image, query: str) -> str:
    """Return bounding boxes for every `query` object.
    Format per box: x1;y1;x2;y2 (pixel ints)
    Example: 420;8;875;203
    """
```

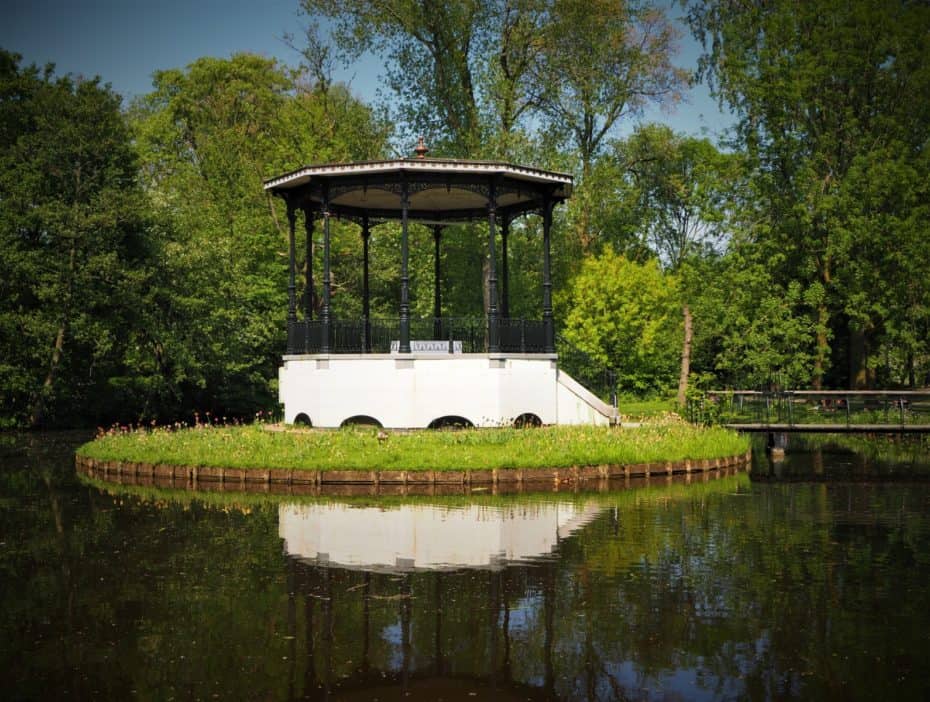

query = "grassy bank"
77;419;749;472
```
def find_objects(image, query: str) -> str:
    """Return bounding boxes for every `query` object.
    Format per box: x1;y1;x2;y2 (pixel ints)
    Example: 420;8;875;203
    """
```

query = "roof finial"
414;136;429;159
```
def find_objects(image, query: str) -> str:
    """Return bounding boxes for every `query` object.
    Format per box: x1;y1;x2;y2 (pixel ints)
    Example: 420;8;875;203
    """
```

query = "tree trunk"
677;304;693;407
30;242;76;427
848;324;869;389
812;303;830;390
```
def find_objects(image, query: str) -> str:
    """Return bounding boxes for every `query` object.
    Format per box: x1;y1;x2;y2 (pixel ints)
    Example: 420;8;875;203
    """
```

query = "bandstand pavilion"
264;141;615;428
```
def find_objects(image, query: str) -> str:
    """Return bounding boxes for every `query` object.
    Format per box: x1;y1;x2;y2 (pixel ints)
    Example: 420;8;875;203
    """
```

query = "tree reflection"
3;435;930;700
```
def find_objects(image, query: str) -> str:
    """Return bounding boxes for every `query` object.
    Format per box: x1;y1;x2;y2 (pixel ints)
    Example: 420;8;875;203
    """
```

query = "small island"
75;420;751;488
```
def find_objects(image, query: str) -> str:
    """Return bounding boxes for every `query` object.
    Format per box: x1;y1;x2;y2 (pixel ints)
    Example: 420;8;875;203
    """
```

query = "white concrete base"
278;353;615;428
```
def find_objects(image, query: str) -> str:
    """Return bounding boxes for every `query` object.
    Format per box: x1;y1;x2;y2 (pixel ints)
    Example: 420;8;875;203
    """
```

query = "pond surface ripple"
2;432;929;700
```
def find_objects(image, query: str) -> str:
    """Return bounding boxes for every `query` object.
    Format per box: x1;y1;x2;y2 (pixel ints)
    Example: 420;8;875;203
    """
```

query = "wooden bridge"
688;390;930;434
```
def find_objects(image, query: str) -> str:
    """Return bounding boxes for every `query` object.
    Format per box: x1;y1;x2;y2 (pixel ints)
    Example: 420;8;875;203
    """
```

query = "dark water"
2;433;930;701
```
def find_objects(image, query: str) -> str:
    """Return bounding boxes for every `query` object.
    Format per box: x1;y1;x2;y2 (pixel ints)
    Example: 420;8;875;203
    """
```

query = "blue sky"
2;0;731;140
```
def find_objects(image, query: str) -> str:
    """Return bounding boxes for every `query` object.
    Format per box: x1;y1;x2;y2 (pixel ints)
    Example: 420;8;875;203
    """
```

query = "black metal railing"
555;334;618;407
287;317;550;355
687;389;930;429
499;318;547;353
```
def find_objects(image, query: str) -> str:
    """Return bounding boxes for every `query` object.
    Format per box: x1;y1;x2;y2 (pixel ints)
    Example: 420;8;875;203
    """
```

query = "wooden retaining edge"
74;449;753;488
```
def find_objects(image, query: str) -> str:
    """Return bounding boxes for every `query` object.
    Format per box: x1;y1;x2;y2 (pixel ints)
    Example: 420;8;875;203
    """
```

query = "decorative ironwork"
269;158;572;361
486;180;500;353
287;317;549;356
320;187;332;353
399;181;411;353
286;205;297;337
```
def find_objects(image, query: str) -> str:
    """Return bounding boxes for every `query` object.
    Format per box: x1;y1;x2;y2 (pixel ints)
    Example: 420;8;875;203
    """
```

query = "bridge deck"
724;423;930;434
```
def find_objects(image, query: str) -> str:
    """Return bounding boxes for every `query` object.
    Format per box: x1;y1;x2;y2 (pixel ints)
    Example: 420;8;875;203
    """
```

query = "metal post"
487;181;500;353
321;186;332;353
542;197;555;353
501;217;510;319
286;203;297;354
399;181;410;353
433;225;442;339
303;206;314;322
362;216;371;353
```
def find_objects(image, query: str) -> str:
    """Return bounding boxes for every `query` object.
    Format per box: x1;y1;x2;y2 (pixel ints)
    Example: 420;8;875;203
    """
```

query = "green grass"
77;420;749;473
617;397;679;419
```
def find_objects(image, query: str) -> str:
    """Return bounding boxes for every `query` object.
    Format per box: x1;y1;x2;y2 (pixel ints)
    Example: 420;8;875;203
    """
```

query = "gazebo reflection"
279;501;602;571
278;500;605;700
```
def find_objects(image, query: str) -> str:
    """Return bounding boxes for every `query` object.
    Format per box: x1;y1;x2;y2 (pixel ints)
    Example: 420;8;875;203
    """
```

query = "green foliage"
77;420;749;471
561;250;682;394
609;124;741;269
0;50;151;426
125;54;389;420
686;0;930;388
684;252;817;387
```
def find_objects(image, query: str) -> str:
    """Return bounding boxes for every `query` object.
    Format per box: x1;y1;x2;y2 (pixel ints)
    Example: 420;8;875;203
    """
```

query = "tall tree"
613;124;738;269
0;51;150;427
534;0;685;252
686;0;930;388
129;54;389;419
599;125;741;402
301;0;491;155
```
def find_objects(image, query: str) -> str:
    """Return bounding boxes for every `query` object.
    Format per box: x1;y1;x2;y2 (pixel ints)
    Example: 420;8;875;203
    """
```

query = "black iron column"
362;216;371;353
399;181;411;353
303;206;314;321
286;203;297;354
542;196;555;353
487;181;500;353
433;225;442;339
501;217;510;319
321;186;332;353
401;575;412;692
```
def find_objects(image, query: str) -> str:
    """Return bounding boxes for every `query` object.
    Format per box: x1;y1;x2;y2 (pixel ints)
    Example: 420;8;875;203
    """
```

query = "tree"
301;0;512;156
128;54;389;419
534;0;685;252
609;124;741;402
611;124;738;268
686;0;930;388
0;51;150;427
561;250;681;395
685;251;817;389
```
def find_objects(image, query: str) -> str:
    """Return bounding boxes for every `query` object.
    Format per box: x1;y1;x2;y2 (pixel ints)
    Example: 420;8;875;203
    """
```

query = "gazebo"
265;141;614;428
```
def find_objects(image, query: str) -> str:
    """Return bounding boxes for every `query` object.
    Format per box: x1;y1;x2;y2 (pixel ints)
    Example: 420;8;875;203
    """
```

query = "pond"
2;432;930;700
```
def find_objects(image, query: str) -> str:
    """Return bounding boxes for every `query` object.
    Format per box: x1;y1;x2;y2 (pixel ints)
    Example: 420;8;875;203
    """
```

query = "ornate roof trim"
264;158;573;192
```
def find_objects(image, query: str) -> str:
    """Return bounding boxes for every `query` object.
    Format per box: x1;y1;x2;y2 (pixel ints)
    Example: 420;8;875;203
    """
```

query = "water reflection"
279;501;603;571
4;434;930;700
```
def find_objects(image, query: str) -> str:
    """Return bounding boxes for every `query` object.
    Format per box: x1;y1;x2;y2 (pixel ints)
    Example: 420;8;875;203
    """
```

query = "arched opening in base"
341;415;383;428
428;415;475;430
293;413;312;427
513;413;542;428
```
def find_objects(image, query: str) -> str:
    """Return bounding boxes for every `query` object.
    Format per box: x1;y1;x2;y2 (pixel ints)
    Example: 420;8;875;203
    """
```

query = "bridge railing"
687;390;930;429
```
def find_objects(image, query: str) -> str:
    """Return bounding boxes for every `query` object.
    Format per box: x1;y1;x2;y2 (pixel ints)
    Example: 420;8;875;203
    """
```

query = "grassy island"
77;418;749;473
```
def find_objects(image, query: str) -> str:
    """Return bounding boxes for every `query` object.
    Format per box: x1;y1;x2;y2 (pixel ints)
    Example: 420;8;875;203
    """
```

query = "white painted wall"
278;501;604;571
279;353;613;428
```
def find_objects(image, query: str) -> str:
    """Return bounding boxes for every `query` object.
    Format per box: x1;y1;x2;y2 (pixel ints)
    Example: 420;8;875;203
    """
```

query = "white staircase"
556;369;618;426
